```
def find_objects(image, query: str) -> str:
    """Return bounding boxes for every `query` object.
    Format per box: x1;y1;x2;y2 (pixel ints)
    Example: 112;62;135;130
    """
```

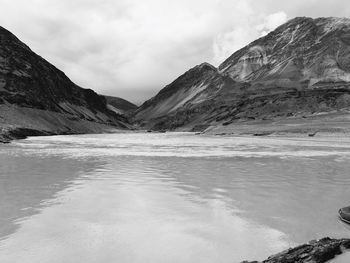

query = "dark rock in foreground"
242;237;350;263
0;127;53;143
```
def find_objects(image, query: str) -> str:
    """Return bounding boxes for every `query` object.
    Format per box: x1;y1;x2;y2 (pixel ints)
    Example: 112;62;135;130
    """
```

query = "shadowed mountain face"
103;96;137;115
134;17;350;132
0;26;131;142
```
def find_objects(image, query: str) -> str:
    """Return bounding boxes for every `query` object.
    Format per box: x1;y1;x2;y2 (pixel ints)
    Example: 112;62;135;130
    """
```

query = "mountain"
0;26;132;142
134;17;350;134
103;96;137;115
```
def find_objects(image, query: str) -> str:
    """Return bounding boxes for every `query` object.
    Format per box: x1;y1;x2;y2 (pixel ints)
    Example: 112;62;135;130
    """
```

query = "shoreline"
2;110;350;143
2;126;350;144
0;127;134;144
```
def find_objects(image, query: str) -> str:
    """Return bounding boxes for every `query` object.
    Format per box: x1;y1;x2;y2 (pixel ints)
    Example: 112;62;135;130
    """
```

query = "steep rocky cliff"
0;26;131;142
134;17;350;133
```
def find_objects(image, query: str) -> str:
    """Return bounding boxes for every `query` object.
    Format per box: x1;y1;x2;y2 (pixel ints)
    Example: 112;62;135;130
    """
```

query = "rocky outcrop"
242;238;350;263
0;127;59;143
220;17;350;83
0;26;132;142
134;17;350;132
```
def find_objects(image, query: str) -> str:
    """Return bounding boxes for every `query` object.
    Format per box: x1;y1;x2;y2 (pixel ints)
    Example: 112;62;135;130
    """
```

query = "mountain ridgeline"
134;17;350;134
0;26;134;142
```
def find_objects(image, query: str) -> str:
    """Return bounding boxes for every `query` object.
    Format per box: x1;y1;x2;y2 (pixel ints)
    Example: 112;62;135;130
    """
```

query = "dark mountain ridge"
0;26;131;142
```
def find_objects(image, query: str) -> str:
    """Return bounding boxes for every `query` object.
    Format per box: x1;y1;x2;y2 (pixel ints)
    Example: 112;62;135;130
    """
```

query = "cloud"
0;0;348;103
256;11;288;36
0;0;258;102
212;11;288;65
213;27;256;65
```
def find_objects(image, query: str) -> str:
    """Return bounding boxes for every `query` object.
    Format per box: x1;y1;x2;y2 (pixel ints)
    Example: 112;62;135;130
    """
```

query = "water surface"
1;133;350;262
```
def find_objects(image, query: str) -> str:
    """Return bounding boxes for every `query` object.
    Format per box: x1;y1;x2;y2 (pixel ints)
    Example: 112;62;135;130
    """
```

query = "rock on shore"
242;237;350;263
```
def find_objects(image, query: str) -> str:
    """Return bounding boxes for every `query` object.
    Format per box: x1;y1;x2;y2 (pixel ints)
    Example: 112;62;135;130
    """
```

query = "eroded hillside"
134;17;350;134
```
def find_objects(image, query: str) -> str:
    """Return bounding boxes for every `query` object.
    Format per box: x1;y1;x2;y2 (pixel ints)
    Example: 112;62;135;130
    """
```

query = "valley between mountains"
2;16;350;142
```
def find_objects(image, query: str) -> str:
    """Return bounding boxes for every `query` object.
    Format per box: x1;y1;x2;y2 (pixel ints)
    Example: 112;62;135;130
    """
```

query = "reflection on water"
0;153;107;239
0;133;350;262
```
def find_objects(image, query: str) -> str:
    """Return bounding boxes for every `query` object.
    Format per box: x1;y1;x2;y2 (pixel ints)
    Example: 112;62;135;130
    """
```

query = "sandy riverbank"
200;111;350;138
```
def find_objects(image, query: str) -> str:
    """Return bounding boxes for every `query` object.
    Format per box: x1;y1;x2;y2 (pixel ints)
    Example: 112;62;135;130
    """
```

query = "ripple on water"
1;133;350;262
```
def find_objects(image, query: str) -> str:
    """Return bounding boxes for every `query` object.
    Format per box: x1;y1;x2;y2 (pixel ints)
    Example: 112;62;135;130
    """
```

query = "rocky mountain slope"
134;17;350;134
0;26;131;142
103;95;137;115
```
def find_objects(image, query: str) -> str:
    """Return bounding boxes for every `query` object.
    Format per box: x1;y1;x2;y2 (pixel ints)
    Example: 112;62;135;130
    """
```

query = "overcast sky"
0;0;349;103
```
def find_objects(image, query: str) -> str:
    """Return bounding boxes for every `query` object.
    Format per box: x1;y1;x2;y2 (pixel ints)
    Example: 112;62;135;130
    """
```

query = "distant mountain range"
0;26;135;142
2;17;350;141
134;17;350;134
